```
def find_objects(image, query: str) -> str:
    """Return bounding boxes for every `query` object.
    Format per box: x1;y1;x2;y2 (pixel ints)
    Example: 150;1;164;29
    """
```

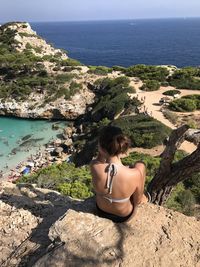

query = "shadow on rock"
0;183;129;267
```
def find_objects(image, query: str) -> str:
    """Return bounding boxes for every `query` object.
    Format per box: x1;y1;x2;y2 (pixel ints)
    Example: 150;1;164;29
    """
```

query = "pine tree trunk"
147;125;200;205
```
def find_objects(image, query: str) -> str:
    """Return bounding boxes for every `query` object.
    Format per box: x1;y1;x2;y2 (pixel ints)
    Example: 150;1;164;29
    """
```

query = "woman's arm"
131;162;146;206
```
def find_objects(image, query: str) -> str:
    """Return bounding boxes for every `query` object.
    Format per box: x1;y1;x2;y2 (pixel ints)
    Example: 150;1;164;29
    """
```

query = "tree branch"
148;125;189;192
147;125;200;205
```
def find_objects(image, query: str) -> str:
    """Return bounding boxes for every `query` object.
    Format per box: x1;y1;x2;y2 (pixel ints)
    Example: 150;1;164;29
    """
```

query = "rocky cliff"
0;182;199;267
1;22;67;59
0;22;96;120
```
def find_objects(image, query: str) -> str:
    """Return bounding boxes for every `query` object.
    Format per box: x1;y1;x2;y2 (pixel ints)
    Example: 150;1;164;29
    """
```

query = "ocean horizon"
29;18;200;68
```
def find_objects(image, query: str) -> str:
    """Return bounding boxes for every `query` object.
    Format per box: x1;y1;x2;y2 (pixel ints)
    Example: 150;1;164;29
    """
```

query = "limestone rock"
1;22;67;59
0;88;95;120
0;22;95;120
0;199;40;266
34;205;200;267
1;182;199;267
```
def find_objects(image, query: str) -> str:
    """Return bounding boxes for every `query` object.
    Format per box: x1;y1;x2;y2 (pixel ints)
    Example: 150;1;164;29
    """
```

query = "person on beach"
90;125;150;223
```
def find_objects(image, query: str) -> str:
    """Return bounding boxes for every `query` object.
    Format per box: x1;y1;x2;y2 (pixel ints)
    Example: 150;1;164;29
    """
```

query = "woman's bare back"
91;160;146;217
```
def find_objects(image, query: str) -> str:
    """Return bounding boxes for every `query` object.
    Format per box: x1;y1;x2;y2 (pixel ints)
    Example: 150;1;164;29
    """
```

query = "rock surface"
35;207;200;267
3;22;67;59
0;89;95;120
185;129;200;145
0;22;95;120
0;182;199;267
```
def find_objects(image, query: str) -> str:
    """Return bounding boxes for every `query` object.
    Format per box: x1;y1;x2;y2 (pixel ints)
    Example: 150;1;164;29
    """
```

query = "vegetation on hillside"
163;89;181;96
90;76;138;121
169;95;200;112
123;64;169;82
140;79;160;91
0;24;83;101
17;163;93;199
17;151;200;217
112;115;171;148
168;67;200;90
87;66;112;75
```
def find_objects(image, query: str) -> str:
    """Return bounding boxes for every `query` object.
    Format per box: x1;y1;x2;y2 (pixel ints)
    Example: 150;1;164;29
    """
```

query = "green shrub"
177;190;196;216
69;81;82;93
160;81;169;87
165;182;186;212
60;58;83;66
123;65;169;82
17;162;93;199
169;98;197;112
112;115;171;148
182;94;200;109
57;181;92;199
112;65;126;72
168;68;200;90
53;66;61;71
163;89;181;96
55;73;75;84
184;173;200;203
34;46;42;54
91;77;136;121
19;32;35;37
187;119;197;129
25;43;33;50
88;66;112;75
140;80;160;91
60;58;83;67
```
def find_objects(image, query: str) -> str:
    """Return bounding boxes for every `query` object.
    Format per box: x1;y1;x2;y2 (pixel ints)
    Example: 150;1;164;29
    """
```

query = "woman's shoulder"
120;164;143;180
90;159;106;171
90;158;103;166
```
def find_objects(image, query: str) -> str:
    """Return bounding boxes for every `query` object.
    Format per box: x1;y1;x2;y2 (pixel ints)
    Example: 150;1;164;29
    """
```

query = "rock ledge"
0;182;199;267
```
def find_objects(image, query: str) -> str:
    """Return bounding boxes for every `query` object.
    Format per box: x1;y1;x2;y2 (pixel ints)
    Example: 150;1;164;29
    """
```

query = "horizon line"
1;16;200;24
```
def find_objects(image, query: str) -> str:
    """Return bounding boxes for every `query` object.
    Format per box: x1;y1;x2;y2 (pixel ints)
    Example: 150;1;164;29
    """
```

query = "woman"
90;125;149;223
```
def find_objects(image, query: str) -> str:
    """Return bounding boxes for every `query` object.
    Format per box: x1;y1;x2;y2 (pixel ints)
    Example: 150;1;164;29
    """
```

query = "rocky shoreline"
1;125;76;181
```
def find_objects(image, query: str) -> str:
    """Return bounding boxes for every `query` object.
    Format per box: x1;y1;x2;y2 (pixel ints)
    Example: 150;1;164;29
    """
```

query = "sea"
31;18;200;67
0;117;67;173
1;18;200;172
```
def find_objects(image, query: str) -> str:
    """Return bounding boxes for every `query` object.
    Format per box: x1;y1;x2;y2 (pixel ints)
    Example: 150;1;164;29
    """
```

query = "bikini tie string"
106;163;117;194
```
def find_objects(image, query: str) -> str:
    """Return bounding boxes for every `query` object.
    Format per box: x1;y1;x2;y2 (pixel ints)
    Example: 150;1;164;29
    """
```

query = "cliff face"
0;22;96;120
0;88;95;120
0;182;199;267
1;22;67;59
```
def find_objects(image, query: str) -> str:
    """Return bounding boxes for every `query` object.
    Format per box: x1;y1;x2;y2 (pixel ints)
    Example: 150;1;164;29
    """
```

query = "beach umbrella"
22;167;31;175
19;166;26;172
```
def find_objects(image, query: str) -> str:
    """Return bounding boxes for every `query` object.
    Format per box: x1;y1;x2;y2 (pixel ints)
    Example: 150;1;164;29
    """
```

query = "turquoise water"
0;117;67;173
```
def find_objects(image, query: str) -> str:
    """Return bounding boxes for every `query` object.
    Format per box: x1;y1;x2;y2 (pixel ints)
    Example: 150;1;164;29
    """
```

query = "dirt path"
129;80;200;153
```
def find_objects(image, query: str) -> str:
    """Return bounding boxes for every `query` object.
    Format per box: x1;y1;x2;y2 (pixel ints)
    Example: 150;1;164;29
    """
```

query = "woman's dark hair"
99;126;131;156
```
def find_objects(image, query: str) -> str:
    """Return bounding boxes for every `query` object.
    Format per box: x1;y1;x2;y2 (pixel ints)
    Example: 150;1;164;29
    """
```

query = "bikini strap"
106;163;117;194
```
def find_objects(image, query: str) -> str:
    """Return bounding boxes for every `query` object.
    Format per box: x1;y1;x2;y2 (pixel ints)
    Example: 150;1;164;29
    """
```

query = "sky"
0;0;200;22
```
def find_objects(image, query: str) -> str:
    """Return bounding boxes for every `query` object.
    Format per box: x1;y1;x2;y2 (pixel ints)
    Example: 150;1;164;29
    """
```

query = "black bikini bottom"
96;204;134;223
